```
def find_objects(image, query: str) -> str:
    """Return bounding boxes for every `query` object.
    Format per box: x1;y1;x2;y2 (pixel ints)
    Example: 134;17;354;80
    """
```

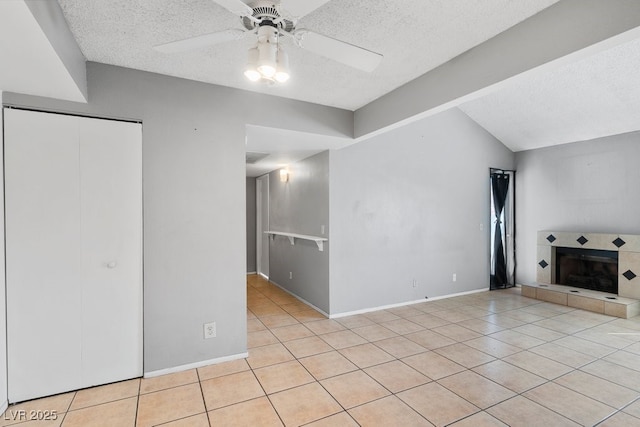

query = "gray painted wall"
330;109;514;314
4;62;352;372
246;177;256;273
515;131;640;284
268;151;330;313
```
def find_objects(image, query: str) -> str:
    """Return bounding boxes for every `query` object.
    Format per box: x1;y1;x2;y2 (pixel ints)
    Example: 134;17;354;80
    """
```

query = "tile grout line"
193;366;212;427
58;391;76;426
595;394;640;425
246;365;288;427
134;379;141;427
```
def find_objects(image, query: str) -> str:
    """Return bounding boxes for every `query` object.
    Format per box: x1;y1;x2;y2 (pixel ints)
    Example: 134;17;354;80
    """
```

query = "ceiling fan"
154;0;383;83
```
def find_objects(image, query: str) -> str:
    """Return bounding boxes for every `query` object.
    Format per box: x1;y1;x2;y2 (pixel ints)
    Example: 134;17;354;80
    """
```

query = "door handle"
107;261;117;269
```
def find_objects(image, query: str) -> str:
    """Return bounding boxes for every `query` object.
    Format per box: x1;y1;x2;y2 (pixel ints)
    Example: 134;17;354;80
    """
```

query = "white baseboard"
143;352;248;378
330;287;489;319
258;272;268;280
268;279;330;318
424;287;489;301
246;271;257;275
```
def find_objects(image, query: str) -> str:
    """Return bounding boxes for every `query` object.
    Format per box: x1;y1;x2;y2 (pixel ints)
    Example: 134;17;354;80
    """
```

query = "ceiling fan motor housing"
242;1;295;33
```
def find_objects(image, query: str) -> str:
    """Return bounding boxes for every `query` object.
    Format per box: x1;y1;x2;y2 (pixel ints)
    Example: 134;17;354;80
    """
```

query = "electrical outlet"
480;223;484;231
289;271;293;279
203;322;216;339
412;279;417;288
452;273;457;282
321;225;325;235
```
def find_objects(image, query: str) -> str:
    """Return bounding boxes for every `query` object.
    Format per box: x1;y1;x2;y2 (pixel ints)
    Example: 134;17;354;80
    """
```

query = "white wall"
246;178;257;273
0;93;7;412
4;63;352;373
515;131;640;284
330;109;514;315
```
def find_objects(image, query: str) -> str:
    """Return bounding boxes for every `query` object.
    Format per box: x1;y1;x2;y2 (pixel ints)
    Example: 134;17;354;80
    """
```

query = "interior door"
5;110;83;401
256;174;269;279
5;109;143;402
78;117;143;387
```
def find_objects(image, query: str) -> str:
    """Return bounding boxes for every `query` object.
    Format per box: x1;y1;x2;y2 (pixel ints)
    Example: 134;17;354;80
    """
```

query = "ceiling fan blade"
295;30;383;72
281;0;331;19
211;0;253;16
154;29;245;54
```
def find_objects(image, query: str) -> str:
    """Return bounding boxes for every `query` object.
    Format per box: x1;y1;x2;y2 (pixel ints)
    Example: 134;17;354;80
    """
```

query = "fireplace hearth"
529;231;640;318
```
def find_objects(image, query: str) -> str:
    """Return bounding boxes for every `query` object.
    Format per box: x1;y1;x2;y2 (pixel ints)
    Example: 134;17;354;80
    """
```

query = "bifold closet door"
5;110;82;402
77;116;143;388
5;109;143;403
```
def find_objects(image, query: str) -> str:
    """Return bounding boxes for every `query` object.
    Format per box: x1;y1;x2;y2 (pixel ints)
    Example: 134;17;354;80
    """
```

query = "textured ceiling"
459;34;640;152
57;0;559;111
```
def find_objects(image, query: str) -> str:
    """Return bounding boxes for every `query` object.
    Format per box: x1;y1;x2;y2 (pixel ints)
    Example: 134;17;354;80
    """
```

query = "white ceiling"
459;32;640;152
57;0;559;111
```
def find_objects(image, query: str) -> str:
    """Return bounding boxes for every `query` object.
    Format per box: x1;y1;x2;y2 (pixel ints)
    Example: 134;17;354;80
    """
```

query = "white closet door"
5;109;143;402
5;109;83;402
79;118;143;387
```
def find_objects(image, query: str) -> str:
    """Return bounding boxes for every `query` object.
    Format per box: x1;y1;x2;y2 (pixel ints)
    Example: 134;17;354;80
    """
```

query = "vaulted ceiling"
4;0;640;177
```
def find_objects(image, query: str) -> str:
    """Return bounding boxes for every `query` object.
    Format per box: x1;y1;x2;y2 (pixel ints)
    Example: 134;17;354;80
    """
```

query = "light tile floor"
4;274;640;426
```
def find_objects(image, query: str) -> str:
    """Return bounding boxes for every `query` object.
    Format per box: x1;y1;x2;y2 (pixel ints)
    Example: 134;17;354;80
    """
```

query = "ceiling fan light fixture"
241;17;295;84
257;64;276;78
244;68;261;82
274;48;290;83
257;42;277;78
244;47;261;82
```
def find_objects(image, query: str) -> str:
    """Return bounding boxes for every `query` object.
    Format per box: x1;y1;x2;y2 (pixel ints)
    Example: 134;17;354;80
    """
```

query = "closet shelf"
265;231;328;252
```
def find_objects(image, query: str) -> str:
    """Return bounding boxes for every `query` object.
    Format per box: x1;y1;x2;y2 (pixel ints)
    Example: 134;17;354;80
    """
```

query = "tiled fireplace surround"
522;231;640;319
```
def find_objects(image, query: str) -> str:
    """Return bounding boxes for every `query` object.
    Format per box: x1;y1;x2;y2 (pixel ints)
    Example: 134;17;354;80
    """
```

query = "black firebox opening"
555;247;618;294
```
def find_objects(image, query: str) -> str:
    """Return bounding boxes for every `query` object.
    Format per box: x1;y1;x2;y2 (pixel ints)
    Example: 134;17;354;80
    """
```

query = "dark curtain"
490;173;510;289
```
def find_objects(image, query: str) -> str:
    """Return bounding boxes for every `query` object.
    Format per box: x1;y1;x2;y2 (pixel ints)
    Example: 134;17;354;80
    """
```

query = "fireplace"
555;247;618;294
536;231;640;300
532;231;640;318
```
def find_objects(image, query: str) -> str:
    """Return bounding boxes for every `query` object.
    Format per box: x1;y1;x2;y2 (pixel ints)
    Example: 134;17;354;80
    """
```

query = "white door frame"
256;174;269;279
